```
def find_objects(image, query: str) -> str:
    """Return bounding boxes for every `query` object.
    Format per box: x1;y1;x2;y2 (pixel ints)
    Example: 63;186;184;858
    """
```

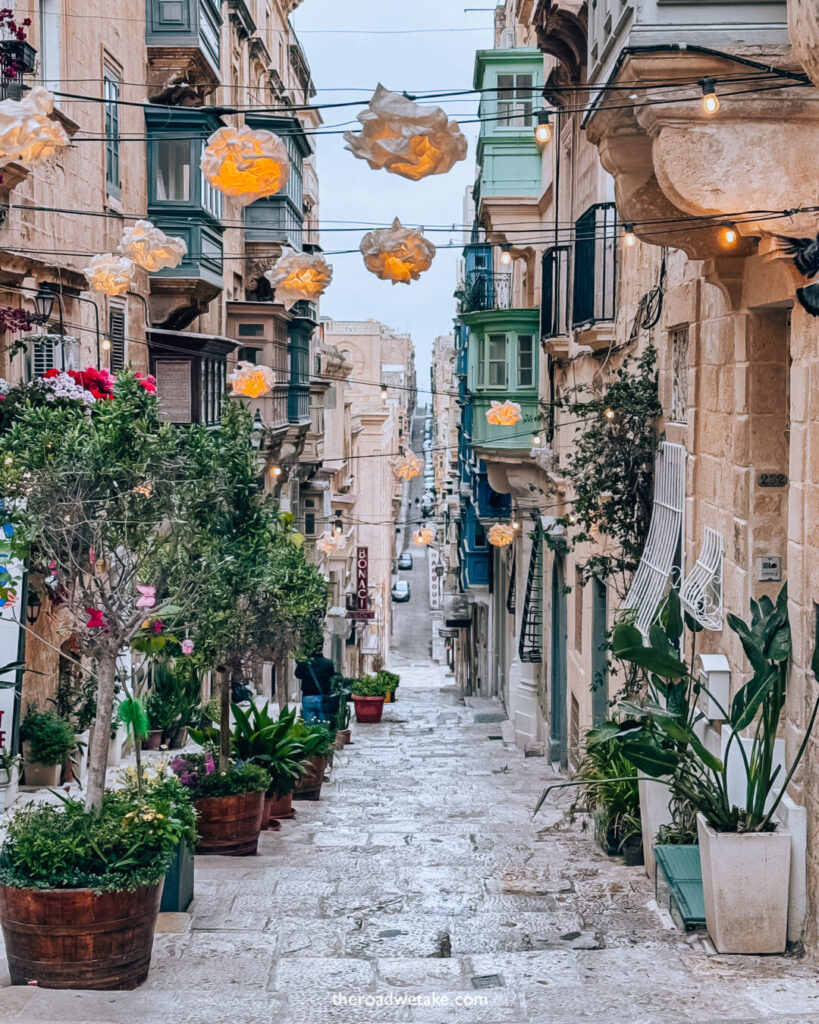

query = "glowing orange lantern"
0;87;69;169
486;400;522;426
229;361;276;399
414;526;434;546
317;531;345;555
201;126;289;205
265;252;333;310
119;220;186;272
84;254;135;296
360;218;435;285
344;84;468;181
488;523;515;547
395;452;422;481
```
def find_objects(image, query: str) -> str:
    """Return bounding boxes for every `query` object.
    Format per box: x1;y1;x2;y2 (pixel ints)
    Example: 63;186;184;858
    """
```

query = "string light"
101;338;111;351
270;465;282;478
381;384;388;402
622;224;636;248
511;520;521;531
499;243;512;266
534;110;552;146
722;224;738;246
532;433;542;446
700;78;720;115
604;407;615;420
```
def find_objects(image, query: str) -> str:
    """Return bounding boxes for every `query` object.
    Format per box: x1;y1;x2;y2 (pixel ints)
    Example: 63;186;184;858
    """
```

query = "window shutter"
32;337;61;377
108;308;126;372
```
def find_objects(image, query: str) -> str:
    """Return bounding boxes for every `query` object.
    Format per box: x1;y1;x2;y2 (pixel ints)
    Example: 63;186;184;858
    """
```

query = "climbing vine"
555;345;662;598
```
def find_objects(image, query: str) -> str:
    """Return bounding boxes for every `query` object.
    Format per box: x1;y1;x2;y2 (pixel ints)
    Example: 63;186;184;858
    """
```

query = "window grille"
671;326;689;423
621;441;686;636
519;530;543;663
680;527;723;630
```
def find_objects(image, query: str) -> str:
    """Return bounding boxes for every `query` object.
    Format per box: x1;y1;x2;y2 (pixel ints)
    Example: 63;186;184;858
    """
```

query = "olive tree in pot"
610;585;819;954
19;708;75;787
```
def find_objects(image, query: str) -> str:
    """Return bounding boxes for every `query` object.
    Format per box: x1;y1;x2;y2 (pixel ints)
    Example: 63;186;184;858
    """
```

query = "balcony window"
104;67;120;197
541;245;570;339
236;346;259;363
517;335;534;388
497;73;533;127
155;138;191;201
487;335;507;387
572;202;617;328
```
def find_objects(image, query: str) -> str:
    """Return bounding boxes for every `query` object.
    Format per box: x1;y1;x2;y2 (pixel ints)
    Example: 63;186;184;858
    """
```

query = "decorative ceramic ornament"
360;218;435;284
413;526;434;546
488;523;515;547
228;360;276;399
486;400;522;426
395;451;422;481
119;220;187;272
136;584;156;609
344;84;467;181
200;125;289;205
265;252;333;310
84;254;135;296
181;638;194;655
0;87;69;170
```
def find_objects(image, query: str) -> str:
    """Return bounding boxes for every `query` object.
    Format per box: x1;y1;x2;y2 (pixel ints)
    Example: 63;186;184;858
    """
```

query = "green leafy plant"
332;676;352;731
376;670;399;694
291;719;335;759
145;659;201;742
567;724;641;852
169;752;269;799
609;584;819;834
20;707;75;766
0;748;22;775
350;675;388;697
0;772;195;892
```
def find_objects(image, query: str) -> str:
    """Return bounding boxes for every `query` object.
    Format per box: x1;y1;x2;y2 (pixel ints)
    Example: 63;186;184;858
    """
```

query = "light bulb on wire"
101;338;111;352
700;78;719;115
380;384;388;403
604;407;615;421
499;244;512;267
270;465;282;478
622;224;636;248
532;433;542;447
722;224;738;246
512;520;521;531
534;110;552;146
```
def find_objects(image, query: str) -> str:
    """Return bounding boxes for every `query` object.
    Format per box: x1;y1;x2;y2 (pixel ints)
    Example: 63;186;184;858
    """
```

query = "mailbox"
698;653;731;721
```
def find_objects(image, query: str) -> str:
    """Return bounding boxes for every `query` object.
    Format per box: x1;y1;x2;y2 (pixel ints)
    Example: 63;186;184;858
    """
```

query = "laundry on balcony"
621;441;686;636
679;526;724;631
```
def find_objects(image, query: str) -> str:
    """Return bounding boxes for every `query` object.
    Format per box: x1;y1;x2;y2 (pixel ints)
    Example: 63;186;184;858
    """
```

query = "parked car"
391;580;411;602
398;552;413;570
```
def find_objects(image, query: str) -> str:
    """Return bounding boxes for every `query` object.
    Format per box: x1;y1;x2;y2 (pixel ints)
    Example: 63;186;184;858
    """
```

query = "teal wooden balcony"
462;306;540;454
146;0;221;100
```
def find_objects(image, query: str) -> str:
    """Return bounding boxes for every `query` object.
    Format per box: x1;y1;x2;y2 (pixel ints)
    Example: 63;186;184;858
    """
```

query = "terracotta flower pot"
334;728;351;749
263;790;295;828
352;695;385;723
143;729;163;751
293;754;328;801
194;791;265;856
0;882;162;989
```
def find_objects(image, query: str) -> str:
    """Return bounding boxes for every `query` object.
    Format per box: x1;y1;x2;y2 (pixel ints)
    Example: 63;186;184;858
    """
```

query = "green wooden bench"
654;844;706;930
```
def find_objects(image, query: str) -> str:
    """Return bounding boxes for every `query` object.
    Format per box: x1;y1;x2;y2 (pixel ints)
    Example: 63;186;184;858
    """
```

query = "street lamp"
33;285;55;323
26;588;42;625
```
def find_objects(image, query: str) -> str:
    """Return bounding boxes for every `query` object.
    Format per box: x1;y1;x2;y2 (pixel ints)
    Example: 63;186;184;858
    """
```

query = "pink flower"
204;753;215;774
152;619;164;634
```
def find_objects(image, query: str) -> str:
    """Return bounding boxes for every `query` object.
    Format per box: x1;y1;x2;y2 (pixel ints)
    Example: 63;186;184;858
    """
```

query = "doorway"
550;558;567;766
591;578;609;724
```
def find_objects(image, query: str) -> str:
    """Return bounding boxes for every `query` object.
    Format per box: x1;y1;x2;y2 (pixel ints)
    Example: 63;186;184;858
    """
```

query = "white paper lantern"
344;84;467;181
316;531;345;555
360;218;435;285
0;87;69;170
486;400;522;426
201;126;289;205
488;523;515;547
84;254;135;297
395;451;422;481
265;252;333;310
119;220;187;272
229;360;276;399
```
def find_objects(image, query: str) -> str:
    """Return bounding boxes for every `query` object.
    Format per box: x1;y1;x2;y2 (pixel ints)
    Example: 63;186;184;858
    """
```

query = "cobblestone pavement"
6;668;819;1023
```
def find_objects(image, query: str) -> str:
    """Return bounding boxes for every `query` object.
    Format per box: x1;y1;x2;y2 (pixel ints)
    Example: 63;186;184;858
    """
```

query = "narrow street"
8;670;819;1023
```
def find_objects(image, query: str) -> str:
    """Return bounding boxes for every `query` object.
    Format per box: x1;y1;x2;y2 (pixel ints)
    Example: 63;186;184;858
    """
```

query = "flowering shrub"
0;10;33;80
0;307;39;335
169;752;268;799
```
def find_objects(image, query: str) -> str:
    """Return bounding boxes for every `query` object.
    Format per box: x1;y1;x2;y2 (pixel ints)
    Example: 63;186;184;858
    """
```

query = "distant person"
295;649;338;724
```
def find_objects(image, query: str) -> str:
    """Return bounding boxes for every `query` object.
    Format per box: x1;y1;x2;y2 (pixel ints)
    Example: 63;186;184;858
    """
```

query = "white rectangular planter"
697;813;791;954
638;773;673;879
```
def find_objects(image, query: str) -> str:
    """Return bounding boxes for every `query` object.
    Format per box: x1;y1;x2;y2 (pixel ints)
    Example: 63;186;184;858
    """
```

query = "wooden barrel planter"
0;883;162;989
194;791;264;856
352;695;385;723
293;755;328;801
264;790;295;826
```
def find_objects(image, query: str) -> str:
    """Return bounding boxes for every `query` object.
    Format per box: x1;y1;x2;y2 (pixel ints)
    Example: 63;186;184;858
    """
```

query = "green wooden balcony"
146;0;222;101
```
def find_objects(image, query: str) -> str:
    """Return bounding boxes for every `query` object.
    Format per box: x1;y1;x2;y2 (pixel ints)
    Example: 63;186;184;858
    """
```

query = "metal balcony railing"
540;245;571;339
459;271;512;314
572;202;617;328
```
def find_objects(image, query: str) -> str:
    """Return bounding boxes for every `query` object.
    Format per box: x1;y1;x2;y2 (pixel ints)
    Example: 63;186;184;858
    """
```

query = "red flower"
135;373;157;394
42;368;59;379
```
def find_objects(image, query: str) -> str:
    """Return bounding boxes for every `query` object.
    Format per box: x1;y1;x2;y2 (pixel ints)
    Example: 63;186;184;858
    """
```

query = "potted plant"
291;720;334;800
333;678;352;748
377;669;400;703
350;675;387;723
0;772;195;989
0;748;21;788
609;584;819;954
20;708;75;787
169;752;269;856
145;658;200;749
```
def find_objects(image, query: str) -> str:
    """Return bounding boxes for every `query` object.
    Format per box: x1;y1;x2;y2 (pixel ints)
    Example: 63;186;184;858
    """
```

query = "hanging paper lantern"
181;638;194;655
344;84;468;181
228;360;276;399
414;526;434;546
119;220;187;272
200;125;289;205
395;451;422;481
360;218;435;285
84;254;135;296
265;252;333;310
317;531;345;555
488;523;515;547
0;87;69;170
486;400;522;426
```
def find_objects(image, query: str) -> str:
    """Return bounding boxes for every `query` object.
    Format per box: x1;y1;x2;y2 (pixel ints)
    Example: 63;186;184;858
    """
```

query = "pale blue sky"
290;1;495;397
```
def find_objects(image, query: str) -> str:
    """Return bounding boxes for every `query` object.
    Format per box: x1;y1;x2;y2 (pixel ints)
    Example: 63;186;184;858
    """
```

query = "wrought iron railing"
519;529;543;663
540;245;571;339
459;271;512;314
572;202;617;328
